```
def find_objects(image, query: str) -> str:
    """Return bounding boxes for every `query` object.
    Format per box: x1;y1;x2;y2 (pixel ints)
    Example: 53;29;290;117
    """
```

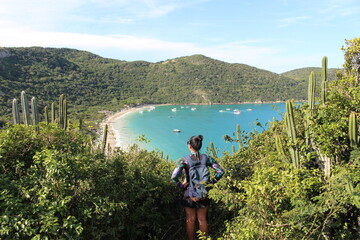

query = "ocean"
112;103;286;160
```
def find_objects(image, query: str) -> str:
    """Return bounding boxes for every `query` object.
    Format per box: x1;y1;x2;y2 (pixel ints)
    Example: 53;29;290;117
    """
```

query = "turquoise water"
112;103;285;160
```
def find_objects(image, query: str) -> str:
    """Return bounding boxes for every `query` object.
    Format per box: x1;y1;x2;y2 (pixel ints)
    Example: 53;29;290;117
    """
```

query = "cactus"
275;135;286;156
231;145;236;154
349;111;358;148
78;118;83;130
308;72;316;113
51;102;56;123
59;94;64;128
102;124;108;153
209;141;218;158
57;94;68;129
63;99;68;130
12;98;20;124
31;97;39;126
20;91;30;125
321;56;328;105
285;100;300;168
44;106;49;124
304;114;311;146
236;124;243;148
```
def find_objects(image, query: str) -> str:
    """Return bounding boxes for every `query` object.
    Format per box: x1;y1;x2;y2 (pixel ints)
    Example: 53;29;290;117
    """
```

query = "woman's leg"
196;206;209;236
185;207;196;240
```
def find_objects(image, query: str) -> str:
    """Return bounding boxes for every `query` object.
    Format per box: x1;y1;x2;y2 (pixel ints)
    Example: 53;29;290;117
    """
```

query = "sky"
0;0;359;73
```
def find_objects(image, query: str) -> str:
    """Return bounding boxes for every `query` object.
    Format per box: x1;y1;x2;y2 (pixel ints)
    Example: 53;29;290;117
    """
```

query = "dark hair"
188;135;203;154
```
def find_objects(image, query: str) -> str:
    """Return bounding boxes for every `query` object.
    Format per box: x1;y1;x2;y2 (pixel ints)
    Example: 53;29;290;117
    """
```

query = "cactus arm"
31;97;39;126
209;141;218;158
349;112;358;148
321;56;328;105
12;98;20;124
308;72;316;113
236;124;243;148
102;124;108;153
21;91;30;125
285;100;300;168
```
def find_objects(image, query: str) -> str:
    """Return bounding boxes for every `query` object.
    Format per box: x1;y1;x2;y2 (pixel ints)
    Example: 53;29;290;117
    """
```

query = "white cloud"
0;0;209;32
0;28;291;72
278;16;311;28
319;0;360;18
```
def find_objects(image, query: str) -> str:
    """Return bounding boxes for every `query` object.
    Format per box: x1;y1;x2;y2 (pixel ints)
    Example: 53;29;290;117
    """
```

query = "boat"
191;107;197;111
233;109;241;114
173;129;181;133
171;108;177;112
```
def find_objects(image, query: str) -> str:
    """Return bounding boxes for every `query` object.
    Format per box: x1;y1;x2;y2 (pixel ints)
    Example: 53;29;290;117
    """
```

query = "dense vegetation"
0;47;319;124
0;37;359;240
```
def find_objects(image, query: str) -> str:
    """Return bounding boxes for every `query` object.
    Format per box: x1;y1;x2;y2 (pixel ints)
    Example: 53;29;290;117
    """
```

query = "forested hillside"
1;47;309;122
281;67;338;81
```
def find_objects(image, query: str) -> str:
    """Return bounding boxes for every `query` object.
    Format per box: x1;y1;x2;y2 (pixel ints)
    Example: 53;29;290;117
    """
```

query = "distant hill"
281;67;339;81
0;47;331;120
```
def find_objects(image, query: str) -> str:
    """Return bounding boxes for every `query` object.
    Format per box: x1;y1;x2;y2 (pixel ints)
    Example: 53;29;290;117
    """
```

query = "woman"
171;135;225;240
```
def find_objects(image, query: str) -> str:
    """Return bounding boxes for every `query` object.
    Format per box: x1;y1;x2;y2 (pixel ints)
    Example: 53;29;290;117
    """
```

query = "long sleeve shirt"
171;154;225;188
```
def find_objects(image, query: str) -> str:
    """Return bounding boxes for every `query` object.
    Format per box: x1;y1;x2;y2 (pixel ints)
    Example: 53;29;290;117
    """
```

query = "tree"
342;38;360;83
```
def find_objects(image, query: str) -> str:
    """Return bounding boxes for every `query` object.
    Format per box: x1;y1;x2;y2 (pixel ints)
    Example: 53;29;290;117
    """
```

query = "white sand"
100;105;154;151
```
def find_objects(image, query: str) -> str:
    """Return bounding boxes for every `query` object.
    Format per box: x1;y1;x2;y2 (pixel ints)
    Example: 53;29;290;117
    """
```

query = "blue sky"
0;0;359;73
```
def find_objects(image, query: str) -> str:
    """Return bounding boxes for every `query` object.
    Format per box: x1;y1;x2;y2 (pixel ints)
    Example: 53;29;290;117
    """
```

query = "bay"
112;103;286;160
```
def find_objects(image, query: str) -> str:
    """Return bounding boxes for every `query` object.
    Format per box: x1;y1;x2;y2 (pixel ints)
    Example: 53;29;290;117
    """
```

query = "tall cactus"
349;111;358;148
59;94;64;128
209;141;218;158
275;135;288;164
58;94;67;129
102;124;108;153
12;98;20;124
308;71;316;113
44;106;49;124
51;102;56;123
236;124;243;148
63;99;68;130
31;97;39;126
285;100;300;168
20;91;30;125
232;145;236;154
321;56;328;105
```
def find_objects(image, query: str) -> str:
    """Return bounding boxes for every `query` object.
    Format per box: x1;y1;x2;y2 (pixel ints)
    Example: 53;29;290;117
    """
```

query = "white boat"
147;106;155;111
173;129;181;133
219;110;225;112
233;109;241;114
191;107;197;111
171;108;177;112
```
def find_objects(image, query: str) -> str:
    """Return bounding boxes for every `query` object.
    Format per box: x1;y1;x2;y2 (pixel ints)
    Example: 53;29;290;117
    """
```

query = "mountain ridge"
0;47;338;120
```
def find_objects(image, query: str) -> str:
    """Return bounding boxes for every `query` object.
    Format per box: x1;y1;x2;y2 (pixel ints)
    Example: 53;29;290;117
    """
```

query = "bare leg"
185;207;196;240
197;206;209;237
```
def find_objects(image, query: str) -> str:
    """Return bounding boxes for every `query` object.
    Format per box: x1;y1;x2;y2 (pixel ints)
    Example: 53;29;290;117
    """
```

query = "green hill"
281;67;339;81
0;47;317;121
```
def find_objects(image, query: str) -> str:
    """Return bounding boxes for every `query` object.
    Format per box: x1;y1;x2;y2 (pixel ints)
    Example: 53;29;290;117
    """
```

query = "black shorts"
181;189;211;208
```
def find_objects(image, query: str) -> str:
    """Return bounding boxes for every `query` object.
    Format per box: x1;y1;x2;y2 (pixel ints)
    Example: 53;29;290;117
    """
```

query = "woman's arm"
171;158;186;188
207;156;225;181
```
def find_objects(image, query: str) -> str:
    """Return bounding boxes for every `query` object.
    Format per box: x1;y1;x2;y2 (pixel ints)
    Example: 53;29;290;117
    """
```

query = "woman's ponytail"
188;135;203;159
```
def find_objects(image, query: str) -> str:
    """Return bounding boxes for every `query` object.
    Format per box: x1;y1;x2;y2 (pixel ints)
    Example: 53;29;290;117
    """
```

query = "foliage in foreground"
0;124;183;239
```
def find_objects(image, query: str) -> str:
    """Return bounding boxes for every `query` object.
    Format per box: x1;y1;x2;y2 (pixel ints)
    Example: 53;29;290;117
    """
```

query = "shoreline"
100;101;298;152
100;104;164;151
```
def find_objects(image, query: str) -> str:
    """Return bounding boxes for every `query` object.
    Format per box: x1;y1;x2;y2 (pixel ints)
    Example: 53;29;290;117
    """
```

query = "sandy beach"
99;105;151;152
